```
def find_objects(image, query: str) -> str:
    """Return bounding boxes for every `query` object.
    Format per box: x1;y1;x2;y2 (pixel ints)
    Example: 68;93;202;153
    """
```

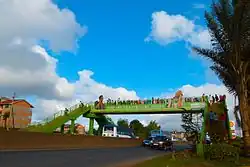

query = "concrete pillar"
88;118;94;135
70;119;75;134
60;124;65;134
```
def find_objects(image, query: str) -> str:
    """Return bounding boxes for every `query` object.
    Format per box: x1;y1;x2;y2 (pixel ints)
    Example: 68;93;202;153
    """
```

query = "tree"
181;113;202;142
233;95;241;128
192;0;250;155
106;116;115;124
117;118;129;128
181;113;202;133
144;120;161;138
146;120;161;131
129;119;144;137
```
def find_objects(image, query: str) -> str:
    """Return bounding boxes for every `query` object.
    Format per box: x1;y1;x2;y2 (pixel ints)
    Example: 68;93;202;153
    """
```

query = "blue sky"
1;0;235;131
54;0;217;97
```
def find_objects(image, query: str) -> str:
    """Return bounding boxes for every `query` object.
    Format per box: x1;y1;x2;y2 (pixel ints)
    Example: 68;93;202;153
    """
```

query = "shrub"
204;143;239;163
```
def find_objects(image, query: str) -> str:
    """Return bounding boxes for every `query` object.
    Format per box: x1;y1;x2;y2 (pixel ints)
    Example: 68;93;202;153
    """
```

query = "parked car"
142;137;154;147
150;136;174;151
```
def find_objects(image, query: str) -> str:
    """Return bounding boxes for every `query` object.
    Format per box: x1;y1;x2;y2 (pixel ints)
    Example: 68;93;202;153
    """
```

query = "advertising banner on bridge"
190;103;206;110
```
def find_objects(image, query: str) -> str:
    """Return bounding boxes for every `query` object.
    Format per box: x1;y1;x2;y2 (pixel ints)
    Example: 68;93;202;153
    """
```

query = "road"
0;145;189;167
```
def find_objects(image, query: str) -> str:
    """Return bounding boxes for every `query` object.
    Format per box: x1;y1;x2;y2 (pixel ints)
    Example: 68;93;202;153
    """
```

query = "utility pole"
12;92;16;129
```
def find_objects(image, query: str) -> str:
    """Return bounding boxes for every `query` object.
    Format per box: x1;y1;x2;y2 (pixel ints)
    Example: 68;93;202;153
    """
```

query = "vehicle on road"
142;137;155;147
102;124;136;139
150;136;174;151
150;129;164;137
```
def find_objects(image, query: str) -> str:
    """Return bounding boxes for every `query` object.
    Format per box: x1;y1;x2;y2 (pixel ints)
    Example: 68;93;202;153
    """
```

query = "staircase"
26;103;90;133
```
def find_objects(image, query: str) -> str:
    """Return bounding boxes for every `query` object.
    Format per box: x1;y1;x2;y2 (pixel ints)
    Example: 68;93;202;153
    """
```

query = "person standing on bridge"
95;95;105;110
201;94;205;102
64;108;69;116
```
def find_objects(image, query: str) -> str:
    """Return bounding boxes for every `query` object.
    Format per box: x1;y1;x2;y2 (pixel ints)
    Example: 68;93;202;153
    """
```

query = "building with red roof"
0;97;33;129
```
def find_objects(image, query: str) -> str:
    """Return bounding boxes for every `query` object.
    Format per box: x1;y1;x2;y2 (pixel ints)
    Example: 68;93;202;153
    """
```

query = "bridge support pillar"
97;124;104;136
60;124;65;134
70;119;75;134
88;118;94;135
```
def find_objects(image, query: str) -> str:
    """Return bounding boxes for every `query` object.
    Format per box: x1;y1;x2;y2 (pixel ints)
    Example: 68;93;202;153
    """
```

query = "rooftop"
0;98;34;108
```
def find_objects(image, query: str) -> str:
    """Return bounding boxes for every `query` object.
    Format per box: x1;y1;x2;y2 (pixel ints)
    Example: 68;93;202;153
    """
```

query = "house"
75;123;86;135
171;131;186;141
0;97;33;129
54;123;86;135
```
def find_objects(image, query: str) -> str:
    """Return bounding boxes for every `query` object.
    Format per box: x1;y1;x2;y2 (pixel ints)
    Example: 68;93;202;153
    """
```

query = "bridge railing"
37;102;96;125
28;102;85;128
93;102;206;110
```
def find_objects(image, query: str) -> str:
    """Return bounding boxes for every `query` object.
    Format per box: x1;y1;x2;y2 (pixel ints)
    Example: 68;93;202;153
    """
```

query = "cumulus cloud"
145;11;211;49
74;70;139;102
0;0;86;51
33;70;139;120
0;0;86;99
145;11;219;83
149;83;236;131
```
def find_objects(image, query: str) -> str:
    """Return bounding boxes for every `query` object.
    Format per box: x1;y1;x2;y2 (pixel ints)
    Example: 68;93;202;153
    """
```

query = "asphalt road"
0;145;189;167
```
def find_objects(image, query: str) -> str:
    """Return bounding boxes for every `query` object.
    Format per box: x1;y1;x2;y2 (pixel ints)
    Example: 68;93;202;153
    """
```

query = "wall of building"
0;101;32;129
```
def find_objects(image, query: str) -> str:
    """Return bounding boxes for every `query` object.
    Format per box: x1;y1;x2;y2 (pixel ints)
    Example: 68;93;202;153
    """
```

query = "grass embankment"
132;152;250;167
0;128;141;150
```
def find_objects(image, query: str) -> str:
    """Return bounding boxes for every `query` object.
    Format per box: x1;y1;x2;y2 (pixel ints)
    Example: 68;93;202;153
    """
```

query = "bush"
204;143;239;163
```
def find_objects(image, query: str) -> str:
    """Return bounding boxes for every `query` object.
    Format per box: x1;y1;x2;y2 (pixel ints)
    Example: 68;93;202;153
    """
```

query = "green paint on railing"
91;102;205;113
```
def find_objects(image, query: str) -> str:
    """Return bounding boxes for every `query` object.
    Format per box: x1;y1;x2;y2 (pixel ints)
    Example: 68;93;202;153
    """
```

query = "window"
155;136;166;141
104;126;114;132
117;131;130;136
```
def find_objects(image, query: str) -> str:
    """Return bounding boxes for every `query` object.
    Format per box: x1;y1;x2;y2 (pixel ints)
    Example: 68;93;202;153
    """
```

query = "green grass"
132;153;250;167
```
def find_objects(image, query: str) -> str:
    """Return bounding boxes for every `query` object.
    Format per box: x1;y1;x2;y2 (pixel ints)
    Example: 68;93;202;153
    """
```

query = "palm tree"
233;96;241;128
192;0;250;155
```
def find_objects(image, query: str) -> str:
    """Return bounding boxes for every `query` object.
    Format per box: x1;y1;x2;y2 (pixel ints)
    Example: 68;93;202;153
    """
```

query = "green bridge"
25;96;231;157
27;100;206;134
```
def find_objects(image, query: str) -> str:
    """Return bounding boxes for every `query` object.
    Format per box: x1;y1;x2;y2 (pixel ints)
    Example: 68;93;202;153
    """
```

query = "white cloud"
0;0;86;100
146;11;217;83
32;70;139;120
0;0;86;52
147;83;236;131
192;3;206;9
145;11;211;49
74;70;139;102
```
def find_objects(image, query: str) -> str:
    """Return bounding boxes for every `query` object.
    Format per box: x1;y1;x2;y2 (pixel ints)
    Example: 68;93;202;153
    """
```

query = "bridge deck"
91;103;205;114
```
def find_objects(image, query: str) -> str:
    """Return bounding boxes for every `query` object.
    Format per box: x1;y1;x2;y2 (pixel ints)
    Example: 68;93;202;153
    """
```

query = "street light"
12;92;16;129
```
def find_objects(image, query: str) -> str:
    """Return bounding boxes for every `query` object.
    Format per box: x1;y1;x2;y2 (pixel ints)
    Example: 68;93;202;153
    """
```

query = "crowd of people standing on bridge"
62;92;227;112
102;95;225;106
208;94;226;105
93;91;227;110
